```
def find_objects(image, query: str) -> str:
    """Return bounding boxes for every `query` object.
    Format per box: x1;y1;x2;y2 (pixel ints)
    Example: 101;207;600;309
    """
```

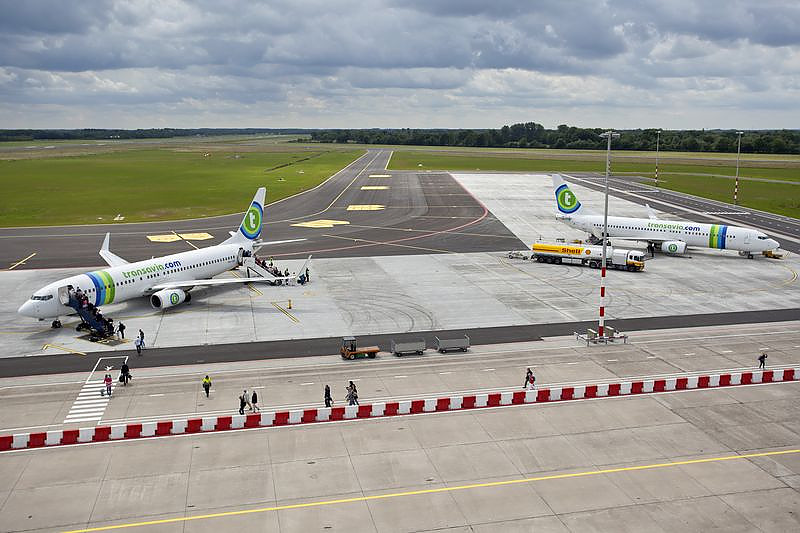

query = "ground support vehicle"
530;242;645;272
340;336;379;360
435;335;470;353
391;339;426;356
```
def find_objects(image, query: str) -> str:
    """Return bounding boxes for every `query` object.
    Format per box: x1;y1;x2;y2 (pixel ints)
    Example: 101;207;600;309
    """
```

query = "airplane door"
237;247;244;266
57;286;71;306
743;232;752;245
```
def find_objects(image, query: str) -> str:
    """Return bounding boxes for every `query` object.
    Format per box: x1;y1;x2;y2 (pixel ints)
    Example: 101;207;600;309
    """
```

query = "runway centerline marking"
7;252;36;270
62;449;800;532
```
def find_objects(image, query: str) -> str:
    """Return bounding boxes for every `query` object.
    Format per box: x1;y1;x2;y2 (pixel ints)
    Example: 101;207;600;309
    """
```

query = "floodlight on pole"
655;129;661;184
734;131;744;205
598;130;619;339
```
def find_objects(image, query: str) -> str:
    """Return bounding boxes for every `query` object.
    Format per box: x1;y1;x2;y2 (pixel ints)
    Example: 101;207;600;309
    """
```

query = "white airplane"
552;175;780;257
18;188;310;321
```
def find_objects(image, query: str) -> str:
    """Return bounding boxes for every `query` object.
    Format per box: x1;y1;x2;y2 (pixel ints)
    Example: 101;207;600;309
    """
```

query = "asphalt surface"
1;307;797;378
0;150;524;269
566;173;800;254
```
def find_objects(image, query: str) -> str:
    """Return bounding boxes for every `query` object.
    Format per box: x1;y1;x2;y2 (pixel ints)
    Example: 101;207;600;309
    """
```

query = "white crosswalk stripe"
64;378;114;423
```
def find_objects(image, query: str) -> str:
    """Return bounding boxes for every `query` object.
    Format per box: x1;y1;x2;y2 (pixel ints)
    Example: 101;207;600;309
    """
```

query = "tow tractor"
340;336;380;360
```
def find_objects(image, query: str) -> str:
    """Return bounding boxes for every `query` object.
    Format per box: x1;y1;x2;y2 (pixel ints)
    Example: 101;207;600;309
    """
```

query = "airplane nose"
768;239;780;250
17;301;35;318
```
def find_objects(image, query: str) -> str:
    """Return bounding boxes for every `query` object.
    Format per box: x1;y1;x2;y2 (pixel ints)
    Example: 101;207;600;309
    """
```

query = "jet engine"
661;241;687;254
150;288;190;309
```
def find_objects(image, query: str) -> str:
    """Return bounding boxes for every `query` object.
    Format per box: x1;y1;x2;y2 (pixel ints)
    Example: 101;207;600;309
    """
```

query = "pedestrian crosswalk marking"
64;376;117;424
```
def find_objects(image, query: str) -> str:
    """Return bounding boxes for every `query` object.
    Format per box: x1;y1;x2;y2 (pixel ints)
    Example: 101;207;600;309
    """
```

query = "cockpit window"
757;236;768;240
30;294;53;301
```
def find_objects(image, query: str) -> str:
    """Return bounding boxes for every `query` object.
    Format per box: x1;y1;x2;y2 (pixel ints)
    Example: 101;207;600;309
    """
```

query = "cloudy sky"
0;0;798;129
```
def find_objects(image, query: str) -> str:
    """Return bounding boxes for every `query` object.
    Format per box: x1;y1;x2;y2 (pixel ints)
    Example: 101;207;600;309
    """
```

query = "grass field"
389;150;800;219
0;148;362;226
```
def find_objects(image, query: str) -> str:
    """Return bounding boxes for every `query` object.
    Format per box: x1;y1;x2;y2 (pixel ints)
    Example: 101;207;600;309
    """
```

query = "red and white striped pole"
599;130;619;338
734;131;743;205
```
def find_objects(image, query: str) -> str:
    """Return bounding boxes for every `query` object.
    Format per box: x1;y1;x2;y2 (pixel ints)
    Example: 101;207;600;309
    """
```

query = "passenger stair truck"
61;291;113;337
530;242;645;271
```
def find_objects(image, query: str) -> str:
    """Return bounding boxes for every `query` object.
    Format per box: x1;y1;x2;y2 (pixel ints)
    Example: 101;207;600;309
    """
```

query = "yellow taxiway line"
63;448;800;532
271;301;299;322
41;343;86;356
7;252;37;270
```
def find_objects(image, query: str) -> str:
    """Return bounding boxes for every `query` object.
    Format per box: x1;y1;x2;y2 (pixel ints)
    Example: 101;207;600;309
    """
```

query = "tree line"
309;124;800;154
0;128;312;142
1;125;798;154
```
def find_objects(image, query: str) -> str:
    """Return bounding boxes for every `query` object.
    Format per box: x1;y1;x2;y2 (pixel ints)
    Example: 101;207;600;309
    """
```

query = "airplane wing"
151;255;312;291
151;276;292;290
99;233;130;267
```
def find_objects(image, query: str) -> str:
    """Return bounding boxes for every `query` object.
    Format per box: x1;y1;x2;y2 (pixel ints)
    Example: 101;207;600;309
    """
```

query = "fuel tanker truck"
509;242;646;271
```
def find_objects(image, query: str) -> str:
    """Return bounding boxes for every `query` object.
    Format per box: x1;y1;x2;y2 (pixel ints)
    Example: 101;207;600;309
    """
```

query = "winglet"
645;203;659;220
98;233;130;267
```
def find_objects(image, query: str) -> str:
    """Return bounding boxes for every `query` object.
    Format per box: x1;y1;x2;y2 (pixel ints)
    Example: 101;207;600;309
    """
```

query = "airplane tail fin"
224;188;266;245
551;174;588;216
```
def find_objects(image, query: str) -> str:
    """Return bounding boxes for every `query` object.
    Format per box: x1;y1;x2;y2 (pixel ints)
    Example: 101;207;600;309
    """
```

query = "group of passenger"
253;255;310;285
69;286;115;337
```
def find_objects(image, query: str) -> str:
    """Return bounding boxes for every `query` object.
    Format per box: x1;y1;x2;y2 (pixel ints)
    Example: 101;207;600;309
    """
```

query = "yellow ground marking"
41;343;85;356
290;219;351;229
7;252;36;270
368;174;391;178
229;271;262;296
63;448;800;532
146;234;182;243
360;185;389;190
271;301;299;323
346;204;385;211
176;232;213;240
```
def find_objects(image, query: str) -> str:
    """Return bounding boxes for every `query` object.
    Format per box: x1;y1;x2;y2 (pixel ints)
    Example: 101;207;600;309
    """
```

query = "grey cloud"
0;0;797;128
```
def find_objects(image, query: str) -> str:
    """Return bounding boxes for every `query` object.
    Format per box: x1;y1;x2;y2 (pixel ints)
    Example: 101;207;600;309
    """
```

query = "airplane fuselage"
561;214;779;253
19;244;242;319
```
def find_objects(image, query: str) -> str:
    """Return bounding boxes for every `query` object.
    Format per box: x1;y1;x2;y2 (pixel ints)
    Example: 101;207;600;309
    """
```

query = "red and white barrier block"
1;367;797;452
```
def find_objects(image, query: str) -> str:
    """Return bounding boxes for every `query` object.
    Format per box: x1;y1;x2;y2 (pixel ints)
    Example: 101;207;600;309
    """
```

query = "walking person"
238;392;246;415
758;353;768;369
524;368;533;389
117;321;126;339
243;389;253;411
324;384;332;407
138;329;145;347
251;390;260;412
305;267;310;282
120;362;131;386
103;373;113;397
202;375;212;398
134;337;143;356
346;381;359;406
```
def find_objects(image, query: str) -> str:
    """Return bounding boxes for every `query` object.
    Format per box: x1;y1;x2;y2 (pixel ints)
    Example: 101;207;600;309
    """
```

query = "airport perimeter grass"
0;149;363;226
389;150;800;219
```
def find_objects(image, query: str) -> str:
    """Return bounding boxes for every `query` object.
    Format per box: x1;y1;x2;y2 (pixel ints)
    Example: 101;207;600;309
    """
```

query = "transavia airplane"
18;188;310;320
552;175;780;257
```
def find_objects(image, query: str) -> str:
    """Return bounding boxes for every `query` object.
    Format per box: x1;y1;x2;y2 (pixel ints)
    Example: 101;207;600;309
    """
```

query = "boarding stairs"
242;257;287;285
60;290;113;336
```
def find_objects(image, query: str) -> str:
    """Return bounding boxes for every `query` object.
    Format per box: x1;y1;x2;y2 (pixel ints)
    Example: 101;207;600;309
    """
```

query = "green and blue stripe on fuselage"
708;224;728;249
86;270;116;306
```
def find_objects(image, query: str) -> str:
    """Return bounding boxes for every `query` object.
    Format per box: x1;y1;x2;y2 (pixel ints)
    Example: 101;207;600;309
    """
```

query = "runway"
0;150;524;270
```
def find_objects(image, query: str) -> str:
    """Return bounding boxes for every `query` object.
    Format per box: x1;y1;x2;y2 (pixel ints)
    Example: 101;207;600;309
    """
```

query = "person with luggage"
120;363;131;386
758;353;768;369
524;368;533;389
324;384;332;407
117;321;126;339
